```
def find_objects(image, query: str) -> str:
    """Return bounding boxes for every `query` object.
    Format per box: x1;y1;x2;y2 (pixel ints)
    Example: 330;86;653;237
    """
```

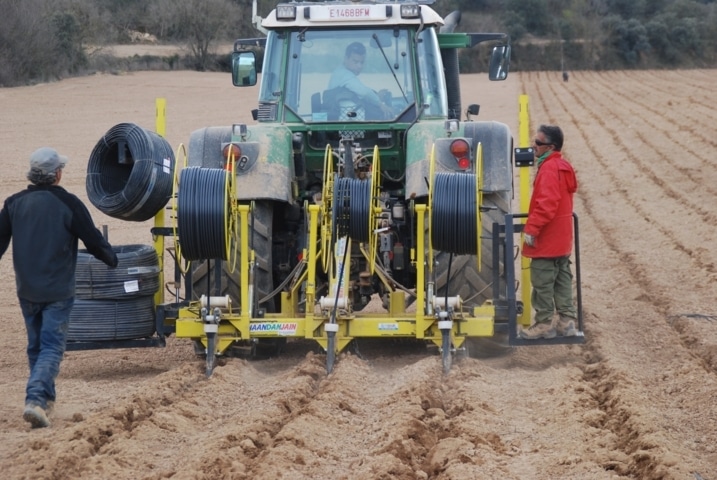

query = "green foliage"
52;11;87;73
2;0;717;86
504;0;555;36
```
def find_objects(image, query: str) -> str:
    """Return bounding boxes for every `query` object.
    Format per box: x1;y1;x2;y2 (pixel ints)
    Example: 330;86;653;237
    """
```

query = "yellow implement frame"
175;195;496;357
174;138;497;361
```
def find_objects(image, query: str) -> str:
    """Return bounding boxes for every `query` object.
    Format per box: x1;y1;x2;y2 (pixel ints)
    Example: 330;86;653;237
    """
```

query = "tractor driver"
326;42;393;119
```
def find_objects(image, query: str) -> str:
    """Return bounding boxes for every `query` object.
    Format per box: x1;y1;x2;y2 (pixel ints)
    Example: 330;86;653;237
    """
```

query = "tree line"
1;0;715;87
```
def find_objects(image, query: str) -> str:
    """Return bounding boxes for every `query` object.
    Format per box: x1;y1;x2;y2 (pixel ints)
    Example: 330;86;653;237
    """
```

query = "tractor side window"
416;28;448;117
259;32;284;103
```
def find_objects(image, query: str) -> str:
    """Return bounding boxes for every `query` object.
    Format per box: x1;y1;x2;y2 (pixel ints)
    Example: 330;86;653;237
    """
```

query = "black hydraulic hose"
177;167;228;261
432;173;477;255
87;122;175;222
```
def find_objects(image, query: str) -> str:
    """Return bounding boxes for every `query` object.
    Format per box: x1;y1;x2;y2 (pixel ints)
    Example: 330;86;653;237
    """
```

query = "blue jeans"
20;297;74;409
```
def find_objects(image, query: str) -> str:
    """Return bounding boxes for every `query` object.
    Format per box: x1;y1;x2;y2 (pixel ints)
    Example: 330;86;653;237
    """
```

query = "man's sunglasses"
533;138;553;146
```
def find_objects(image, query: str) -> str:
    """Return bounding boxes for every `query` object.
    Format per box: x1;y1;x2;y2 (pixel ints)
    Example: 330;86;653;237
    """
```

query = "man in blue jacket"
0;147;118;428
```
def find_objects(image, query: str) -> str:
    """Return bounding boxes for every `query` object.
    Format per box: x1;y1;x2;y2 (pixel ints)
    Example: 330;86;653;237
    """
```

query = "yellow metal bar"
388;291;406;317
518;94;532;326
238;204;251;325
305;205;320;337
153;97;167;307
280;291;297;317
415;204;426;339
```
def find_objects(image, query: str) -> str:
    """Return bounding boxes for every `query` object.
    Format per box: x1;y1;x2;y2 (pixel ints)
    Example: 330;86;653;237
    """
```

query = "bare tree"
173;0;237;70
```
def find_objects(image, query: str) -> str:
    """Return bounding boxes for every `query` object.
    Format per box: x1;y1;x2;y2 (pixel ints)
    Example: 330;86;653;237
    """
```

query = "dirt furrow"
554;73;717;284
525;72;717;476
594;71;717;174
531;79;684;476
569;72;716;220
631;70;717;120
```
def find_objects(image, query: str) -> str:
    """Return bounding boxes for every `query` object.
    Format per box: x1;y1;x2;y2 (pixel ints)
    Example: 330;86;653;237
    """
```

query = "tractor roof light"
276;4;297;20
400;4;420;19
450;139;471;170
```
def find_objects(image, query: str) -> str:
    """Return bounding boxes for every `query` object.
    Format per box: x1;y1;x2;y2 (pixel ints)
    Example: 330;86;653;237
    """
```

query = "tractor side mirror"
232;51;258;87
488;45;511;81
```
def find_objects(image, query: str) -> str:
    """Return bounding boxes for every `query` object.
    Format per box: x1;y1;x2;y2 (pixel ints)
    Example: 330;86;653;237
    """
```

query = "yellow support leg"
415;204;427;339
518;94;532;327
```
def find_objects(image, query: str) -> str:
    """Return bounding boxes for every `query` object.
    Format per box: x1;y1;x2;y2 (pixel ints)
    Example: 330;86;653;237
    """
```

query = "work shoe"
555;315;577;337
46;401;55;415
23;404;50;429
519;322;556;340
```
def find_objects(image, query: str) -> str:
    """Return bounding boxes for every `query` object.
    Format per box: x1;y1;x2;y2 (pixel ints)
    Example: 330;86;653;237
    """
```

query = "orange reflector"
223;143;241;160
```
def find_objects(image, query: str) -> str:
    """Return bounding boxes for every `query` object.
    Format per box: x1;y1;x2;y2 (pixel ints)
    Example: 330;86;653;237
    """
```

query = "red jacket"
522;150;578;258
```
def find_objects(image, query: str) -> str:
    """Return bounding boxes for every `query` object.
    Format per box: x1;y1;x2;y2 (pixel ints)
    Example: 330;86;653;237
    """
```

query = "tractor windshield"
283;28;417;123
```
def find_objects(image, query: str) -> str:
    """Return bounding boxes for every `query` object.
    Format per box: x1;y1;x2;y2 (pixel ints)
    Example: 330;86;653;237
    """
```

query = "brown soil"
1;69;716;479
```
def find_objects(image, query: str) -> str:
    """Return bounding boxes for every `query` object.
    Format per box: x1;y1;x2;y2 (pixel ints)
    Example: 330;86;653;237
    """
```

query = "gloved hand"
524;234;535;247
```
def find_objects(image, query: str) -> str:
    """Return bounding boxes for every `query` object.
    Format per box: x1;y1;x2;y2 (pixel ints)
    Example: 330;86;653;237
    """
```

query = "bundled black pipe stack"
86;122;175;222
67;244;160;342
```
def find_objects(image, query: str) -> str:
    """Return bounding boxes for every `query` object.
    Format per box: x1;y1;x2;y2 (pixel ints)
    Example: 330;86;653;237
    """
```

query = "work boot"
519;322;556;340
555;315;577;337
46;401;55;415
23;404;50;429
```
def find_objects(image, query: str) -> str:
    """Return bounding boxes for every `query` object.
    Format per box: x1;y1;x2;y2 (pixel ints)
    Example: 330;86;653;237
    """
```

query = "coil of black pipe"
86;122;175;222
333;176;370;242
75;244;160;300
177;166;228;261
431;172;477;255
67;296;156;342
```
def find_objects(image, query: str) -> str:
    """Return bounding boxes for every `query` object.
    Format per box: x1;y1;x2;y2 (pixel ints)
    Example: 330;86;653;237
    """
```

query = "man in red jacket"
520;125;579;340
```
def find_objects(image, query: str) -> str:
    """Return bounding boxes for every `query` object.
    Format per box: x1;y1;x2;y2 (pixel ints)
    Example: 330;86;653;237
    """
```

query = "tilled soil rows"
0;70;715;479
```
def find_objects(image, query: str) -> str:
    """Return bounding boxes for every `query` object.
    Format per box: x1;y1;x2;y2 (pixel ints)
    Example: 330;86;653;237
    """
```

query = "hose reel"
431;173;478;255
321;145;382;275
176;164;238;264
428;143;484;269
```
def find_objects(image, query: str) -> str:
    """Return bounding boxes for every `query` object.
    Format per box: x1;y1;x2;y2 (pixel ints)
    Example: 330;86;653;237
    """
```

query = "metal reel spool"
427;143;484;270
427;144;437;272
474;143;484;270
320;144;335;274
223;155;238;274
172;143;189;273
431;172;480;255
176;165;238;263
367;145;381;275
429;145;483;266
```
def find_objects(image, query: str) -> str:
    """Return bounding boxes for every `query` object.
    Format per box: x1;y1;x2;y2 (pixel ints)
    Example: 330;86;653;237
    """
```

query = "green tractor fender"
405;120;513;198
187;124;295;202
463;121;513;194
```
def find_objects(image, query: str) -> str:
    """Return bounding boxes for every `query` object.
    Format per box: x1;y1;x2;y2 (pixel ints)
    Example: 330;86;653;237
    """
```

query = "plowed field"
1;69;716;479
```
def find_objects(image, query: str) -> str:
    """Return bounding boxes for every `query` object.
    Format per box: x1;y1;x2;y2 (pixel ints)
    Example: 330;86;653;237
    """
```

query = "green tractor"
176;0;523;373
